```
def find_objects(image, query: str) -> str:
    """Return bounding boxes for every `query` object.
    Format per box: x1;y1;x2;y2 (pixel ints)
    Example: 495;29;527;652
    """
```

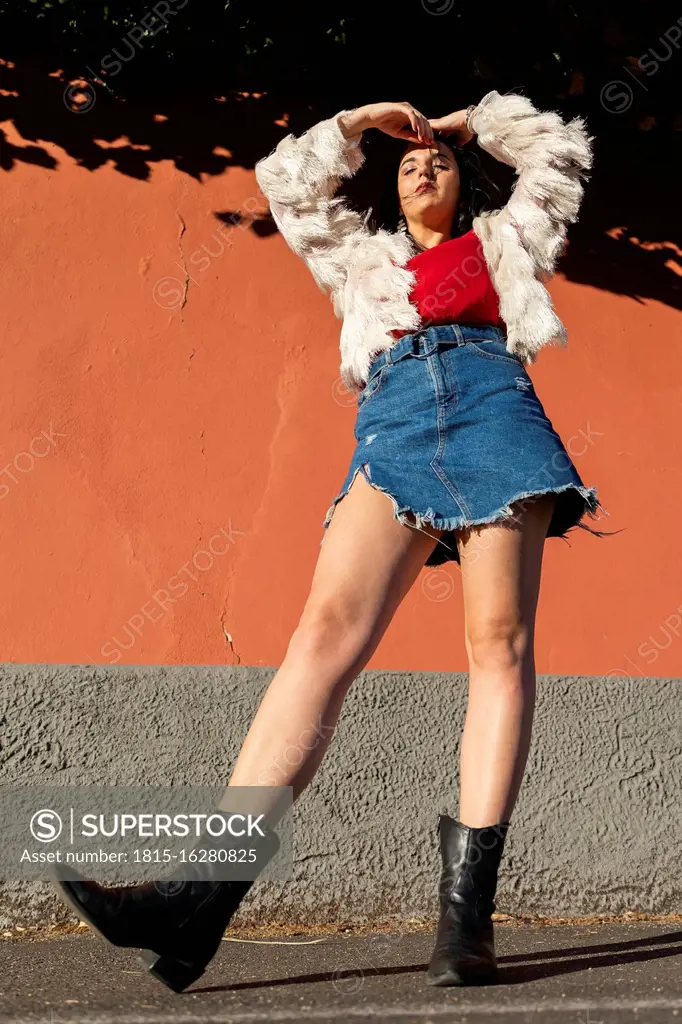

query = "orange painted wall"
1;118;680;677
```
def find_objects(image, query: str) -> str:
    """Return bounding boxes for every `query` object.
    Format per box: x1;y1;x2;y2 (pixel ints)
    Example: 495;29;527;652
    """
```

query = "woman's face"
397;140;460;232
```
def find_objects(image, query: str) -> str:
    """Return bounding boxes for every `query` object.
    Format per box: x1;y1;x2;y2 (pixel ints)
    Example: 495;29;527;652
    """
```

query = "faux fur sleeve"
254;112;369;312
469;90;593;276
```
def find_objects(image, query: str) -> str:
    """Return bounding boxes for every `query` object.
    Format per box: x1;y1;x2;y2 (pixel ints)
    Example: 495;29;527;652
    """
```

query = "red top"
392;228;504;338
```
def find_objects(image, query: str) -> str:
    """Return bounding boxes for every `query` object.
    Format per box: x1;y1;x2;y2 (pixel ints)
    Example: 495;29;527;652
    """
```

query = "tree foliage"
0;1;680;133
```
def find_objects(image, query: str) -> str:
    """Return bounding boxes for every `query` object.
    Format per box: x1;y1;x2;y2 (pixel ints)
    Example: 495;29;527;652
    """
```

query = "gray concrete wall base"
1;666;680;928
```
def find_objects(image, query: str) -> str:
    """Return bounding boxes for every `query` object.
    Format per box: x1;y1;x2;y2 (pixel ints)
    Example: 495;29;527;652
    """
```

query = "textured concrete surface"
3;924;682;1022
1;665;681;928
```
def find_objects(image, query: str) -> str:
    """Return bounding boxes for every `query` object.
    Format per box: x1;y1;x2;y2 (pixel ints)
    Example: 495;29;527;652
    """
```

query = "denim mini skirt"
322;323;608;567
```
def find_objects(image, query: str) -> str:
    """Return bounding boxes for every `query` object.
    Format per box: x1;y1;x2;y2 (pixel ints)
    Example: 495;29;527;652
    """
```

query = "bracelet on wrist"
465;104;477;134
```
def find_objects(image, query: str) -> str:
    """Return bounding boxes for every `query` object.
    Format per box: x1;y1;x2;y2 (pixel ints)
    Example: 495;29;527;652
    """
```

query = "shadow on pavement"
499;929;682;985
191;928;682;994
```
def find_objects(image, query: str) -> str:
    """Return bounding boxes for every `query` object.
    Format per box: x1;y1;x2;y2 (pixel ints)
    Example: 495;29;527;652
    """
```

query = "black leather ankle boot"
426;814;509;987
53;822;280;993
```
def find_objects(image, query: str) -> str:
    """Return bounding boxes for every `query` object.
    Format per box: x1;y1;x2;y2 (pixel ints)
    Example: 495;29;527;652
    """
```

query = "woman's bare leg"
226;471;444;806
456;493;557;827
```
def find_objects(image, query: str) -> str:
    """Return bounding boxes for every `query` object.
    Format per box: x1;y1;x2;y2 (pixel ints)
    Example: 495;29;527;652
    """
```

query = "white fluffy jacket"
254;91;593;392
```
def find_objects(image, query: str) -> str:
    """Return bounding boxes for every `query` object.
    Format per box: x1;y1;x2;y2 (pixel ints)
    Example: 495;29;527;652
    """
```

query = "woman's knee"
465;615;531;674
287;597;372;671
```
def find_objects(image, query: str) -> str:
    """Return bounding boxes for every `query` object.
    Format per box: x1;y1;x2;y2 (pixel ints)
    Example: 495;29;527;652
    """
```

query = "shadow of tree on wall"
561;135;682;310
1;0;681;313
0;58;291;181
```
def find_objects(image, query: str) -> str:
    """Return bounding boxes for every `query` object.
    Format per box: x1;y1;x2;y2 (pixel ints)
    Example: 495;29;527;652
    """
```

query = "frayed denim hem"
321;463;612;568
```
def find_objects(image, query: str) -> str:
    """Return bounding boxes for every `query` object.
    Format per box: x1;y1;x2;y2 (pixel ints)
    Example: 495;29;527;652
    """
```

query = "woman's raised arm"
255;101;433;212
467;90;594;277
254;103;433;313
254;111;367;312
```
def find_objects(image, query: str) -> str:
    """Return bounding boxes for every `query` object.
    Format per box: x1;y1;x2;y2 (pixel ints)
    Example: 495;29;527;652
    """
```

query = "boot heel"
139;949;205;993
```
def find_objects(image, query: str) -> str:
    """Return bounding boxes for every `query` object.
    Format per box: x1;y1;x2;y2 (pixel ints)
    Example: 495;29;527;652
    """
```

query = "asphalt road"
2;923;682;1023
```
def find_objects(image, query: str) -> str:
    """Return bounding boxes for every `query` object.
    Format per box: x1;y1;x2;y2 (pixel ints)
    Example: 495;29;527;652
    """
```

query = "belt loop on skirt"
451;324;465;347
384;323;472;366
420;326;437;357
418;323;464;355
386;329;422;366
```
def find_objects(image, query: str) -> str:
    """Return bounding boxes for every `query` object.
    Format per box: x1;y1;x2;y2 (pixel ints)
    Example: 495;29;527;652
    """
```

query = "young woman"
55;91;610;992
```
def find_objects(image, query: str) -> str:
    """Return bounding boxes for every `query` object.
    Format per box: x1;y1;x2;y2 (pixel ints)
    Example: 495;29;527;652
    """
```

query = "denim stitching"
426;348;472;520
356;363;389;410
467;341;524;367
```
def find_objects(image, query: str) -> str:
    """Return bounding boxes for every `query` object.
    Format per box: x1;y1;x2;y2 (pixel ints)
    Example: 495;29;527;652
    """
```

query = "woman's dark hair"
395;138;500;240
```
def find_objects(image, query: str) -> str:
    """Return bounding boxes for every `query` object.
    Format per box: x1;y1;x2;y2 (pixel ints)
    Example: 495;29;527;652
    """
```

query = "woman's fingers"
395;127;417;140
418;113;434;145
427;112;473;145
371;102;436;143
406;107;422;142
395;121;420;142
405;106;434;145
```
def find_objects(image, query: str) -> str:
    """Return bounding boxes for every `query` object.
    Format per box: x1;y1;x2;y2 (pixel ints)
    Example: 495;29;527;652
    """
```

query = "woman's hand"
428;109;474;147
338;102;434;144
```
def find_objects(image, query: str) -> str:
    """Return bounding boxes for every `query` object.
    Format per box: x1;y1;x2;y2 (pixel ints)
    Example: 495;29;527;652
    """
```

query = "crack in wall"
176;210;190;312
217;347;305;669
222;621;241;665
